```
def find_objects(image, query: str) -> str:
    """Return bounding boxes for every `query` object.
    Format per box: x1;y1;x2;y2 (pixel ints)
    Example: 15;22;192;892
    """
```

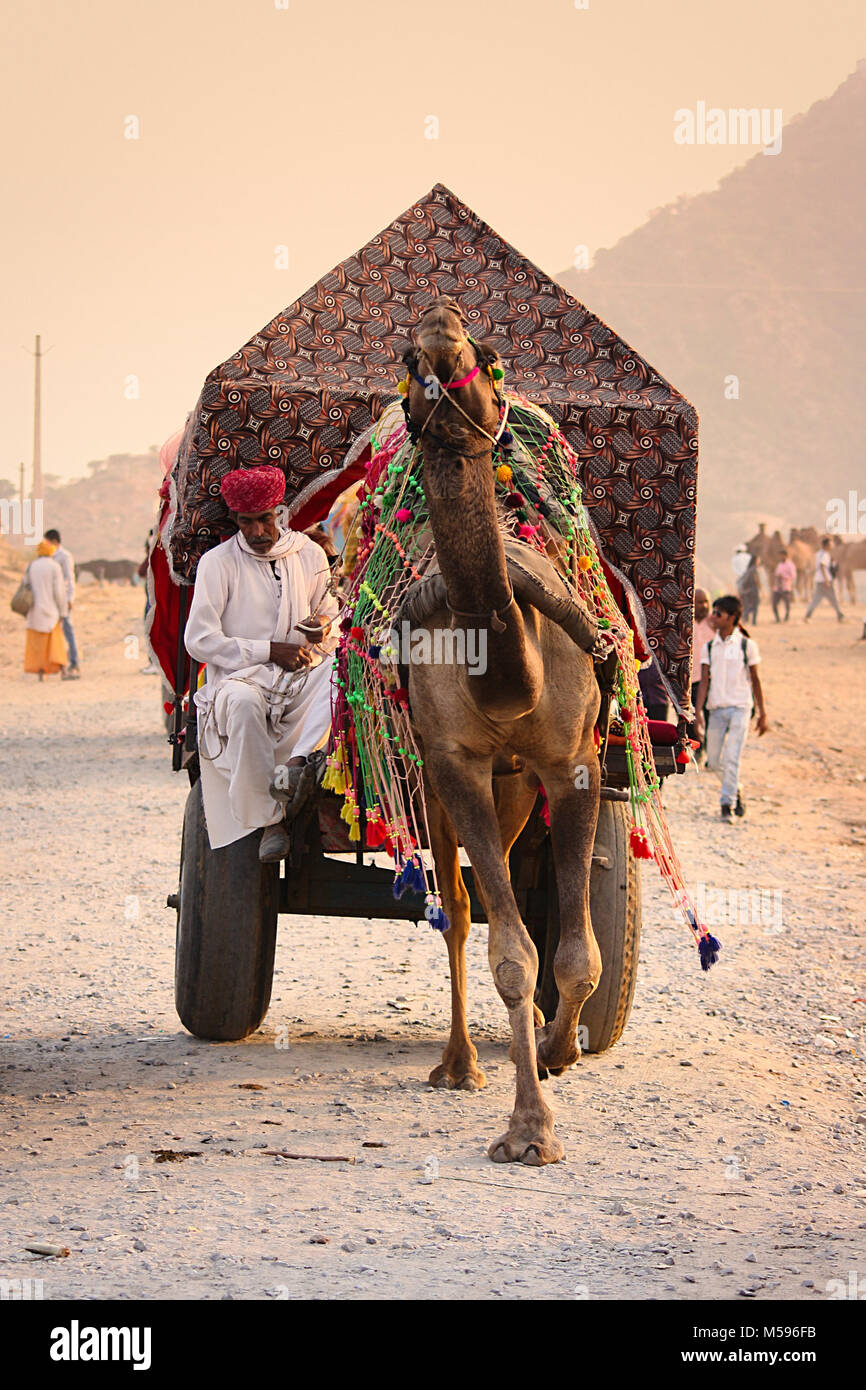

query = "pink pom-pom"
518;523;537;539
395;507;412;523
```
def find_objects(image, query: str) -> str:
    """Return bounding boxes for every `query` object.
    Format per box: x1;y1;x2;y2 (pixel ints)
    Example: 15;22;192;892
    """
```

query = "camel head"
403;296;503;502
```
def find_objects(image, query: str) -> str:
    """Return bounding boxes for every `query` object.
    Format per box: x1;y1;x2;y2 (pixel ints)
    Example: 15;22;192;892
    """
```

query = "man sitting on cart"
184;465;339;863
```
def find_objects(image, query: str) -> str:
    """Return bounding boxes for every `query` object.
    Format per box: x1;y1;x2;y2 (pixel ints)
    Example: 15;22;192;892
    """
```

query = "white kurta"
26;555;69;632
54;546;76;604
184;530;339;850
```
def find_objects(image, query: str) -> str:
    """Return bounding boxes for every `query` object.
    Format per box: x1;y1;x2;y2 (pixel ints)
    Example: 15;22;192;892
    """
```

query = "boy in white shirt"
694;594;768;821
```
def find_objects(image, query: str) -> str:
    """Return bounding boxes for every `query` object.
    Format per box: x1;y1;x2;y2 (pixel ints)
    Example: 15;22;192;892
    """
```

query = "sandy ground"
1;581;865;1302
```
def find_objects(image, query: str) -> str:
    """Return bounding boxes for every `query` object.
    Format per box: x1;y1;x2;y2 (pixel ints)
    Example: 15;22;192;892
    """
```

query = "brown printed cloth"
169;184;697;705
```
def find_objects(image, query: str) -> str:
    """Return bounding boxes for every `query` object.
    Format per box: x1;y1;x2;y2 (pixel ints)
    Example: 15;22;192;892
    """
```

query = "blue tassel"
425;905;450;932
368;644;381;659
698;934;722;971
392;863;411;900
393;859;426;900
499;429;514;447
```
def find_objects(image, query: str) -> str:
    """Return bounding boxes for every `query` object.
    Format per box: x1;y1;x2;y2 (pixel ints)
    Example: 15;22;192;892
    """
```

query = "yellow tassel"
578;554;592;571
496;464;513;485
348;820;361;841
397;377;409;396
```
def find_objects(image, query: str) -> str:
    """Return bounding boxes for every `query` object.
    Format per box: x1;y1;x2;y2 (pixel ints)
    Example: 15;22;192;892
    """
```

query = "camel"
834;537;866;603
788;528;819;600
746;525;814;600
402;298;603;1165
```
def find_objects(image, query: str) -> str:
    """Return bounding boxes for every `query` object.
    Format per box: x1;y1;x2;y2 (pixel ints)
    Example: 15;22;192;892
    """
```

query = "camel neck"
425;459;511;616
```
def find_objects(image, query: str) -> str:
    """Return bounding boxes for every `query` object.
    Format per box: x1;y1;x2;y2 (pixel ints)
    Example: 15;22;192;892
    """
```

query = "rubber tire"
533;798;641;1053
174;780;280;1041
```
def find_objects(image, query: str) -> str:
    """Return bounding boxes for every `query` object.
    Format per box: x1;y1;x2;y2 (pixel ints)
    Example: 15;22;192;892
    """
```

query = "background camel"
745;524;816;600
404;298;603;1166
834;537;866;603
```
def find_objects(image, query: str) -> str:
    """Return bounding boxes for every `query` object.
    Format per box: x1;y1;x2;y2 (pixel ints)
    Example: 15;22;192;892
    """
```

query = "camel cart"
169;697;685;1049
159;185;698;1053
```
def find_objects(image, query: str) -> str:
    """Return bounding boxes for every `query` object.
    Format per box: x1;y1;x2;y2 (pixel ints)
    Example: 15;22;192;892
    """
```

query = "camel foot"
428;1061;487;1091
488;1121;564;1166
537;1025;582;1078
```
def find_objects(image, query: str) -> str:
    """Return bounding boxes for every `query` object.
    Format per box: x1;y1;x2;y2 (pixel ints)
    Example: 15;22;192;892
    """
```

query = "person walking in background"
772;548;797;622
43;528;80;678
689;588;715;762
731;544;750;585
637;654;669;723
738;552;761;625
805;537;845;622
694;594;768;822
24;539;69;680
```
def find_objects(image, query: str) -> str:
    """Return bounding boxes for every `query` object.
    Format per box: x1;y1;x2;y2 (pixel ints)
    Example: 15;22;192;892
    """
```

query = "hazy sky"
3;0;864;485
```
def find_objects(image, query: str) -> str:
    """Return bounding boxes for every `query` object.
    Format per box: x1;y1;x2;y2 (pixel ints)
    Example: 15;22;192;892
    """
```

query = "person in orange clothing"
24;539;69;679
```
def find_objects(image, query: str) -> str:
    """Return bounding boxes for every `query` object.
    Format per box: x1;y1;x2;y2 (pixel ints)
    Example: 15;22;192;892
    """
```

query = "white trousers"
705;705;750;808
198;656;333;849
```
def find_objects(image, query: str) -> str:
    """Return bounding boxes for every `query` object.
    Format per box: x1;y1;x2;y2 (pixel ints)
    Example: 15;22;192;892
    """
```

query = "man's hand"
269;641;313;671
756;711;769;736
295;611;333;645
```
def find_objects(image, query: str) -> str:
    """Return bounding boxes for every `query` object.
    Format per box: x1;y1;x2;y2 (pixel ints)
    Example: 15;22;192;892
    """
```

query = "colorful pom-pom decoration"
329;391;721;969
629;827;654;860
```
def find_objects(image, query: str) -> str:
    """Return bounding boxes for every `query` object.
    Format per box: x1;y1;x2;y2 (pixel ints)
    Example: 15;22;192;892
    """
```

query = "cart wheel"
524;798;641;1053
174;780;280;1041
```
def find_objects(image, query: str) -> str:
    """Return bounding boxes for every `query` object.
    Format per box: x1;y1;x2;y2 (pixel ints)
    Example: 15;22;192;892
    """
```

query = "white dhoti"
197;657;334;849
183;528;340;851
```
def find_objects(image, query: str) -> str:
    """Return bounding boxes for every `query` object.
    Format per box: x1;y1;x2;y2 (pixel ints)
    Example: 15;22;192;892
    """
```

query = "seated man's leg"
271;657;334;813
218;681;284;833
279;655;334;760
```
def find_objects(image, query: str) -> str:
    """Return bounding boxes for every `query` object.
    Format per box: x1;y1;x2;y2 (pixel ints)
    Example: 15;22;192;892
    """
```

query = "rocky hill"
0;452;163;567
559;62;866;584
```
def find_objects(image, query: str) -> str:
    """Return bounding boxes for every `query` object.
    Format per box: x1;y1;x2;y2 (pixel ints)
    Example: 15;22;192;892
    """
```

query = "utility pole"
18;460;25;507
32;334;43;502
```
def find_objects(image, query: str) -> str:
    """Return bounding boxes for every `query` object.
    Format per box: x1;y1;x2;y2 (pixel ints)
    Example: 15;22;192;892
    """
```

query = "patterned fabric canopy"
169;183;697;702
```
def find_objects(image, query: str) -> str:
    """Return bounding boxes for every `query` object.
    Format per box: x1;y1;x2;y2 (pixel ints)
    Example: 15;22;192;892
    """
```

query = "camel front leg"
426;791;486;1091
425;750;563;1165
535;742;602;1076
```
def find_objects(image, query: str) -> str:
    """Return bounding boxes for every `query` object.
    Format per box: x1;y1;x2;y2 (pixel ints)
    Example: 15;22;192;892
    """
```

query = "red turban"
220;465;286;514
